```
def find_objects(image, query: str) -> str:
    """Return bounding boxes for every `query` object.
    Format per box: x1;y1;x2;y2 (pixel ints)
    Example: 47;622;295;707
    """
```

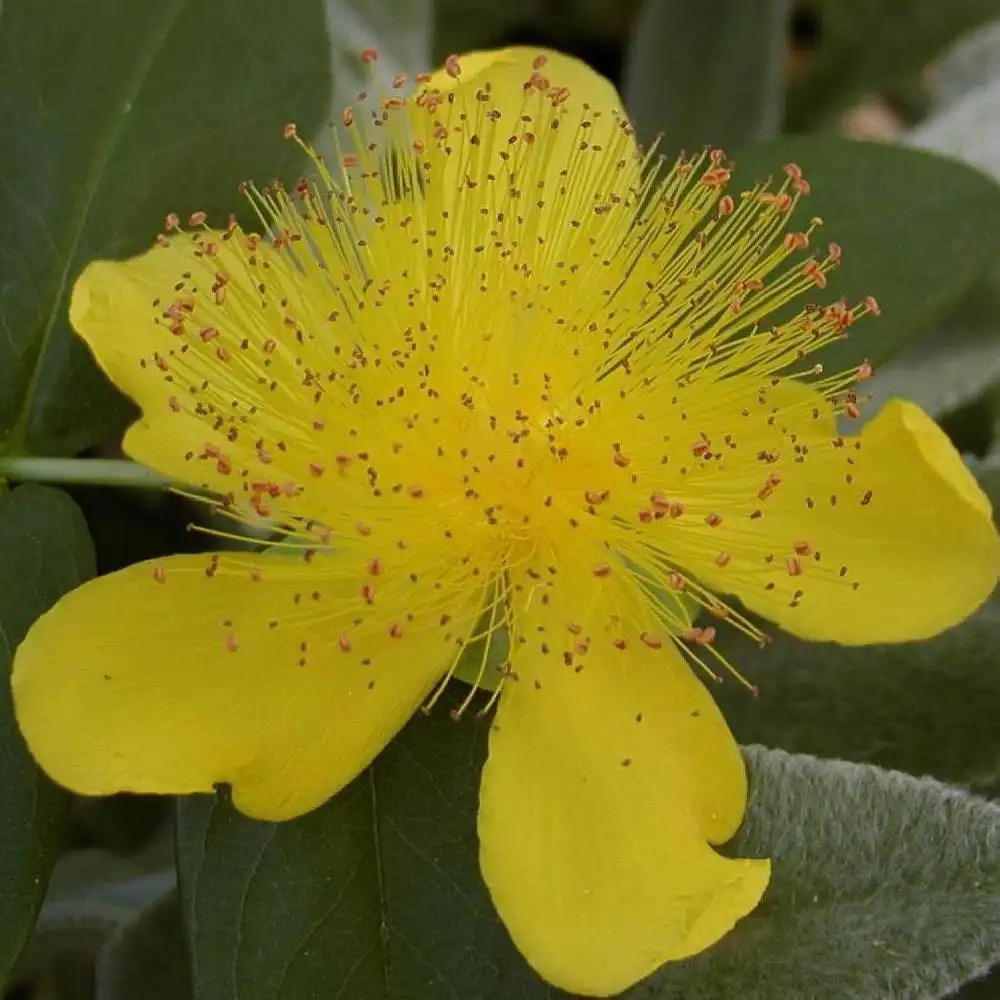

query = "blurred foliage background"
6;1;1000;998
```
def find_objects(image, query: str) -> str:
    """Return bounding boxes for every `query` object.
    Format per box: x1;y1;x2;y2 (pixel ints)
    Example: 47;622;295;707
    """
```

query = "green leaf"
0;0;331;457
786;0;1000;128
431;0;540;64
709;591;1000;790
733;136;1000;373
866;262;1000;418
0;484;95;987
176;689;556;1000
622;0;788;152
633;747;1000;1000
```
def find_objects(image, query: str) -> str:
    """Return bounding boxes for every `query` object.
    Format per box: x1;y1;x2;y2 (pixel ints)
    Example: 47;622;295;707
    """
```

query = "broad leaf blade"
176;691;554;1000
178;779;384;1000
712;592;1000;790
866;262;1000;419
0;484;95;986
622;0;788;152
0;0;331;457
635;747;1000;1000
734;136;1000;373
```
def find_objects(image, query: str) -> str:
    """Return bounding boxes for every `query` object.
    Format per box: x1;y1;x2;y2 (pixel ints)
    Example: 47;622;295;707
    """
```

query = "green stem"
0;457;174;489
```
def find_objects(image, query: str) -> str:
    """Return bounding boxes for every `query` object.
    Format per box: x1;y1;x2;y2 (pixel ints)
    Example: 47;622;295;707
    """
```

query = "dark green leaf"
634;747;1000;1000
0;484;95;987
786;0;999;128
733;136;1000;373
431;0;542;64
0;0;331;457
622;0;788;151
176;690;558;1000
710;591;1000;790
866;262;1000;418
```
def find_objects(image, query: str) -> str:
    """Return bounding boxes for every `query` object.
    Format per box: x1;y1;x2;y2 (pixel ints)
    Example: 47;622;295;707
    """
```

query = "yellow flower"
11;47;1000;996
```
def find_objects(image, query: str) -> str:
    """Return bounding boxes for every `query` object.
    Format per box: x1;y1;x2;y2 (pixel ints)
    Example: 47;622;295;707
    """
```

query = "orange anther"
366;558;382;576
863;295;881;316
308;462;325;478
786;555;803;577
844;401;861;419
444;54;461;78
701;168;731;188
164;212;180;231
282;122;297;139
715;551;731;567
856;362;873;380
342;107;355;127
152;566;166;584
360;47;378;64
198;325;219;342
224;632;239;652
388;623;405;638
803;259;827;288
717;194;735;216
592;562;612;578
532;53;548;70
338;634;352;652
704;513;722;527
680;626;715;645
640;631;663;649
188;211;207;227
667;572;685;590
794;540;811;555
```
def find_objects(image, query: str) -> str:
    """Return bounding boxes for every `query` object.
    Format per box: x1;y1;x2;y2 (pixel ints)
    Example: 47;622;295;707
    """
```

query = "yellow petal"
687;398;1000;643
69;237;336;508
406;48;642;373
12;550;479;820
419;46;636;163
479;572;768;996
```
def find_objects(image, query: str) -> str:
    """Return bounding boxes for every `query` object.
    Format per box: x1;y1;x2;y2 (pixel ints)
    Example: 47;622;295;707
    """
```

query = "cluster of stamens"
139;50;880;715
